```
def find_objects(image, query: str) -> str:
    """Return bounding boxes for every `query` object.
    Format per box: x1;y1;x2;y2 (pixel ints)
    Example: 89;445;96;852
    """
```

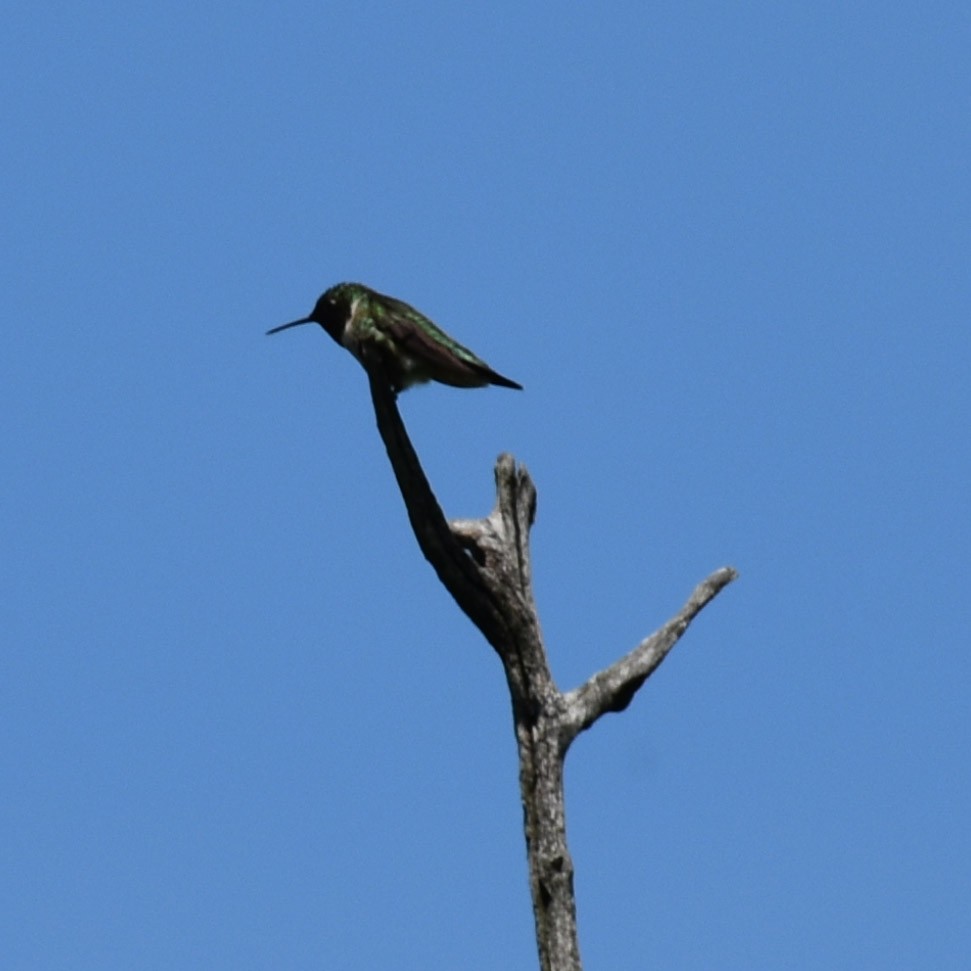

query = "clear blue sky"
4;3;969;968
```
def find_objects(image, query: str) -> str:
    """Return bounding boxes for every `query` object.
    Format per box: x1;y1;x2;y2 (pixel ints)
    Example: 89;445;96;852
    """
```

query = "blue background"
4;2;969;968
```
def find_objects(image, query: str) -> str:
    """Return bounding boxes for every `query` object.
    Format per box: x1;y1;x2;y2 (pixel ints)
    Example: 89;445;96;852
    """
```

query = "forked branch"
365;366;737;971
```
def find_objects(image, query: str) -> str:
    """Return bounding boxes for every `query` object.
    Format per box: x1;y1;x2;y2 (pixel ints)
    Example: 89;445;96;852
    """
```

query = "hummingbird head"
266;285;347;343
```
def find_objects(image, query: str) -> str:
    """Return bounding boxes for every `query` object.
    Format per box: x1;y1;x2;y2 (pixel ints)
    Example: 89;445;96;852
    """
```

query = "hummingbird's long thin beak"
266;316;313;336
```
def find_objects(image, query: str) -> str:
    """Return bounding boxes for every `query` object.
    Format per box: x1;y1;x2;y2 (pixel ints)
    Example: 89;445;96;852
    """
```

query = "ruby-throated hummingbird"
268;283;522;394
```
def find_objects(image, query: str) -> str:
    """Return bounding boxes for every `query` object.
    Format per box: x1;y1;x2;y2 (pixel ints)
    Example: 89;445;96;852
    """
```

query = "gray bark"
366;370;737;971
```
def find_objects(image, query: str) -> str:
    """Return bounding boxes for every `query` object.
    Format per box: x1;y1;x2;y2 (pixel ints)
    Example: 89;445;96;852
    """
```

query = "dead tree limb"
366;368;738;971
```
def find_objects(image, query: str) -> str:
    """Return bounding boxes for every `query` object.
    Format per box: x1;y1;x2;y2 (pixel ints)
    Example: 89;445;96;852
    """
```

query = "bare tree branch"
561;567;739;745
361;364;737;971
366;369;509;652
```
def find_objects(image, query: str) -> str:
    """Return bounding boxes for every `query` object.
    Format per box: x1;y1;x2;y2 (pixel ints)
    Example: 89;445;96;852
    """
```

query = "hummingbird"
267;283;522;394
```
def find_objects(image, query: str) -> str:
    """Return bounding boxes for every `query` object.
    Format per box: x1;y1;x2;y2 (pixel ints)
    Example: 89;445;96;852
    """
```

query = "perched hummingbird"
267;282;522;394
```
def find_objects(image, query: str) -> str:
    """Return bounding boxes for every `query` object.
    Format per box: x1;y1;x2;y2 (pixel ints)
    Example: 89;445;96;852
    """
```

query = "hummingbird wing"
380;295;523;390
